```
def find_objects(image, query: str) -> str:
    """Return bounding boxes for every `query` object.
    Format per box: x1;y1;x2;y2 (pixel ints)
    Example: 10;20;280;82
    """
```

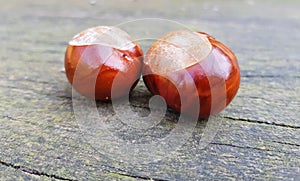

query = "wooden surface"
0;0;299;180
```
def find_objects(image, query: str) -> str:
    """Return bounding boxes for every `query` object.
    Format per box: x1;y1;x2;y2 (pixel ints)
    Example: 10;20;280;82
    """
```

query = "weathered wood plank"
0;0;299;180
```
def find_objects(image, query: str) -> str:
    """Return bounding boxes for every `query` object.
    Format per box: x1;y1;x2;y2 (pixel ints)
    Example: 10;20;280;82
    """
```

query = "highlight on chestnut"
142;30;240;118
64;26;143;101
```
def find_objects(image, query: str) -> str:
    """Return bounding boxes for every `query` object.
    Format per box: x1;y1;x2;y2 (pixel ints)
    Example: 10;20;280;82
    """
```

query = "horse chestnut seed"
65;26;143;101
142;30;240;118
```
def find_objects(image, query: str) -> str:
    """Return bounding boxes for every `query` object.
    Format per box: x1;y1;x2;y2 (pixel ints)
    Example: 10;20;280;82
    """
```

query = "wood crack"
210;142;300;156
242;75;300;78
0;160;76;181
271;140;300;147
0;160;167;180
112;172;167;181
210;142;274;152
224;116;300;129
238;95;297;102
1;115;17;121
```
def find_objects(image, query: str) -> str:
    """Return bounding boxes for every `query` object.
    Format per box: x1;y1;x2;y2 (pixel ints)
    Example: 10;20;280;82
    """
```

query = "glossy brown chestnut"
142;30;240;118
65;26;143;101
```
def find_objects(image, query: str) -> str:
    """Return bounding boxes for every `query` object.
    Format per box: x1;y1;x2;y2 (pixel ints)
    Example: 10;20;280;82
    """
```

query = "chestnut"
142;30;240;118
65;26;143;101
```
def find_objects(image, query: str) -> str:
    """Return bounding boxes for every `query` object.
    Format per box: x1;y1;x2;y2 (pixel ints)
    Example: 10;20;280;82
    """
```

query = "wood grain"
0;0;299;180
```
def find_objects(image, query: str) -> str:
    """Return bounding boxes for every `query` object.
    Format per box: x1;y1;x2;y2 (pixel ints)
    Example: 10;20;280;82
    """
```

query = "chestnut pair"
65;26;240;118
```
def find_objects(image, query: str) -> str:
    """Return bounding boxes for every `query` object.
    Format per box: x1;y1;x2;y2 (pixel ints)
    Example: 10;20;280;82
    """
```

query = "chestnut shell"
65;26;143;101
142;31;240;118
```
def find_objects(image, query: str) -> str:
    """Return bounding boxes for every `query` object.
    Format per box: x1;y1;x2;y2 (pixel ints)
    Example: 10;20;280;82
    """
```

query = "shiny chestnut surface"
65;26;143;101
142;30;240;118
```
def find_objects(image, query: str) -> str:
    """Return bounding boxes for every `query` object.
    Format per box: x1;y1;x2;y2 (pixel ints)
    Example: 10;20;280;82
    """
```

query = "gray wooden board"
0;0;299;180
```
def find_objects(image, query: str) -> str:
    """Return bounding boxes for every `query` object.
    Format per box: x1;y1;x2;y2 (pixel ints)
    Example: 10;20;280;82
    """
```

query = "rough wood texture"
0;0;299;180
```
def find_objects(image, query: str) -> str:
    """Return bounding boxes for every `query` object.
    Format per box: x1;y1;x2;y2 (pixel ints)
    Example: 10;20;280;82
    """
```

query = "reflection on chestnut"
65;26;143;101
142;30;240;118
